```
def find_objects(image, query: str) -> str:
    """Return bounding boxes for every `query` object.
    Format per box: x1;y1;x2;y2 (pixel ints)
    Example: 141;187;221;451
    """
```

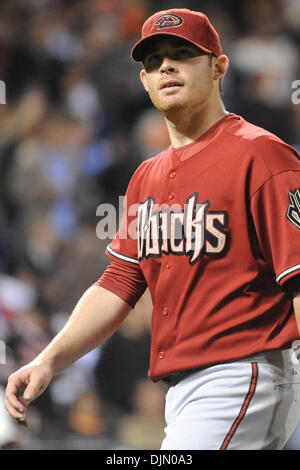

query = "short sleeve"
251;170;300;287
106;192;140;266
95;260;147;308
105;159;151;267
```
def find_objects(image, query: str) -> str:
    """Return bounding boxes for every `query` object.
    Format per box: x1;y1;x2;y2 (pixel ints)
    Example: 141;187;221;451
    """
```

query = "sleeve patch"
287;189;300;230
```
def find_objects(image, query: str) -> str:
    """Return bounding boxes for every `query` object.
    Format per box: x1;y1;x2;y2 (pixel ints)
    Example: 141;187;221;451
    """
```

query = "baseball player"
5;9;300;450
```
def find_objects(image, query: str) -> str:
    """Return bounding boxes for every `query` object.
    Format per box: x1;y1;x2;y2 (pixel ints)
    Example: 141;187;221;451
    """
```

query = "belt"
160;367;204;391
160;347;299;392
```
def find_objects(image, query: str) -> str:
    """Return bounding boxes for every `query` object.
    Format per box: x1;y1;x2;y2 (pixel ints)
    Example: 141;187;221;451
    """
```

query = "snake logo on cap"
154;13;183;30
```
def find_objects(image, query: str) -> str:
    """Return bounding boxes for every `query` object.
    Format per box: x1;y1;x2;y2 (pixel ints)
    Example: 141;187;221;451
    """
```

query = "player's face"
140;37;216;116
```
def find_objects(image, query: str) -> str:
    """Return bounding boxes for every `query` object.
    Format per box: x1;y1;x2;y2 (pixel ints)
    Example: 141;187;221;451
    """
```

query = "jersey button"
159;351;165;359
165;263;171;270
162;306;168;316
168;192;175;200
169;171;176;179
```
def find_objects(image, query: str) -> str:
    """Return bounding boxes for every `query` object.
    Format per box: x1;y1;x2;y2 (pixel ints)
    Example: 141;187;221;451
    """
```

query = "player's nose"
160;57;178;74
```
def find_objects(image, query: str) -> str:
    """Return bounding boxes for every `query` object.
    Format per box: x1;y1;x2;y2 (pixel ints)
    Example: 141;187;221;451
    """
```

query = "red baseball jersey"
97;113;300;381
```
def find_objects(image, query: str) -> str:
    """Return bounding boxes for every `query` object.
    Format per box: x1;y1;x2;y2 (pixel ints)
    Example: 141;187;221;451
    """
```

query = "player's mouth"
159;80;183;93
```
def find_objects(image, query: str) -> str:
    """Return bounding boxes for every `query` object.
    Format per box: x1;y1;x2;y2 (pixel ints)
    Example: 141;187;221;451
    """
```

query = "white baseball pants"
160;345;300;450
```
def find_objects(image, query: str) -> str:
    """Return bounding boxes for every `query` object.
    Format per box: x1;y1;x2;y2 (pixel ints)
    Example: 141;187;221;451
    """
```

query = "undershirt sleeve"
94;259;148;308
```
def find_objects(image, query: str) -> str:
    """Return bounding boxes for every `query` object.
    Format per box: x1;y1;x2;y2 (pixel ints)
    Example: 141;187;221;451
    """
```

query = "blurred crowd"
0;0;299;450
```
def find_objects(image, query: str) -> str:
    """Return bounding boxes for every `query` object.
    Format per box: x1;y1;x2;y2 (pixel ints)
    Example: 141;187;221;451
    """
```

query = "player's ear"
140;69;149;93
213;54;229;81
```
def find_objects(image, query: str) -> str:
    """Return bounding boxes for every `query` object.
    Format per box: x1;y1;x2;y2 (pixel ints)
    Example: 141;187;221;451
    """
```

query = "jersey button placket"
159;351;165;359
162;306;168;317
166;168;177;201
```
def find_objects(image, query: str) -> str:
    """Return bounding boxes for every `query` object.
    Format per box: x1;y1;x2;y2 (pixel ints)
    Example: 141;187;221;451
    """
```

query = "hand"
4;361;53;426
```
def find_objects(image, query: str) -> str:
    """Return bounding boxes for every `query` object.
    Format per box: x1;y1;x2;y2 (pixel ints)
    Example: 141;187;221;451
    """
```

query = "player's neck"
164;99;227;149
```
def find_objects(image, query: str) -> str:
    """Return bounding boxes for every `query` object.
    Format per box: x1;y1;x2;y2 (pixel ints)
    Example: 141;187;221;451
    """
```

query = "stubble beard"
150;92;188;121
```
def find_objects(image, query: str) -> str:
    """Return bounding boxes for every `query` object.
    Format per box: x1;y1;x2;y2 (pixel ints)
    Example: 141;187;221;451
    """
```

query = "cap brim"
131;32;213;62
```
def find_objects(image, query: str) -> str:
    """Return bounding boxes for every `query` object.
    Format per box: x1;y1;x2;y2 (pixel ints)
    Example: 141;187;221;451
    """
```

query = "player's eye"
174;48;192;58
143;54;162;71
143;46;199;72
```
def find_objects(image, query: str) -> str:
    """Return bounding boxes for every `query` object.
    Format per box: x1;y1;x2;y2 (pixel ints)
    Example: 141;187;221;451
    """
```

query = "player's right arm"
6;157;152;425
5;285;132;424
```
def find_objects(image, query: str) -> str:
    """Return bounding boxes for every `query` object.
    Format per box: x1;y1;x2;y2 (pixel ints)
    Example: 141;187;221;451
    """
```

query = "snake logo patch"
287;189;300;230
154;14;183;30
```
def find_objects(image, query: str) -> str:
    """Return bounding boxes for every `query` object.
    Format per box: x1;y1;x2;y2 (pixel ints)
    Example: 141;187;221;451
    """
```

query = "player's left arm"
284;275;300;335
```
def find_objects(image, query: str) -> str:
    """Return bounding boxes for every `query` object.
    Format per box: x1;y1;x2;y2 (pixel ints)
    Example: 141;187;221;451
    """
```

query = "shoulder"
225;115;300;173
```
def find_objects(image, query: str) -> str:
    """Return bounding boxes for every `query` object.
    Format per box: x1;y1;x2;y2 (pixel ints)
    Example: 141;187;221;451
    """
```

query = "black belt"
160;367;204;391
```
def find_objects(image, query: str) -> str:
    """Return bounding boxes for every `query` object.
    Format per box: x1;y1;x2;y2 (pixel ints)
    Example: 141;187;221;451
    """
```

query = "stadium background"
0;0;299;450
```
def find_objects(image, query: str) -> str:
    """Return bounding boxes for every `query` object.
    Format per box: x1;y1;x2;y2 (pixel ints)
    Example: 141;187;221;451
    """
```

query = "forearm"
32;285;132;375
293;292;300;336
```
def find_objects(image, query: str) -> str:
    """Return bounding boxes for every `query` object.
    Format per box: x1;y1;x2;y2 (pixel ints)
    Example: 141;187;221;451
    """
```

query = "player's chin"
155;96;186;114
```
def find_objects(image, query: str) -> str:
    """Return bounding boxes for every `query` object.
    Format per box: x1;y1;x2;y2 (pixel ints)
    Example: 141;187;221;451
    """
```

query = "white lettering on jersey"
137;192;229;264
